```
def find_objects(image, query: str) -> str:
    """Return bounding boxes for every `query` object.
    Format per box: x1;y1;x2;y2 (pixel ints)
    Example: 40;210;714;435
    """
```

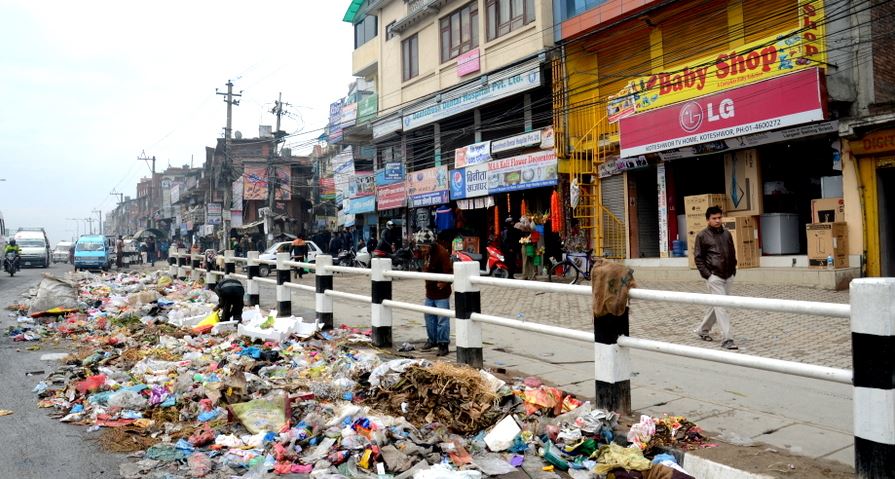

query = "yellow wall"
374;0;553;113
352;37;379;77
842;145;866;261
562;0;803;144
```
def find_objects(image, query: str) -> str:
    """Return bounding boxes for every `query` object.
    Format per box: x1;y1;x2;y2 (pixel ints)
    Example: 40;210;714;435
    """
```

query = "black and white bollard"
246;251;260;307
224;249;236;276
850;278;895;478
177;248;188;279
370;258;393;347
276;252;291;317
315;254;334;330
593;309;632;415
453;261;483;368
190;253;201;282
168;249;178;277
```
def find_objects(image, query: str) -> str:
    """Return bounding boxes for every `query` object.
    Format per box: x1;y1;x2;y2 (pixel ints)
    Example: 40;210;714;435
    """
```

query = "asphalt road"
0;261;125;478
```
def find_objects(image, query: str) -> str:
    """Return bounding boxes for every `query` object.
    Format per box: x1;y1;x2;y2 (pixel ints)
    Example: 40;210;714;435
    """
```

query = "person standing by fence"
693;205;738;350
417;229;453;356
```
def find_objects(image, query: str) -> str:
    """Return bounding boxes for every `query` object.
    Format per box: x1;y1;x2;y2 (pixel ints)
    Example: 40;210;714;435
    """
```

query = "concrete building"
341;0;558;263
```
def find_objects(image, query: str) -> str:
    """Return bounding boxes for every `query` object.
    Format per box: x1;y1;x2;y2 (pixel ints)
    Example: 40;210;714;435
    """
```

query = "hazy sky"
0;1;354;245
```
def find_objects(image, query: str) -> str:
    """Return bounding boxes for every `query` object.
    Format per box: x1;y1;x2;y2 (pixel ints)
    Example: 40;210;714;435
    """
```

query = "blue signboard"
351;195;376;214
449;169;466;200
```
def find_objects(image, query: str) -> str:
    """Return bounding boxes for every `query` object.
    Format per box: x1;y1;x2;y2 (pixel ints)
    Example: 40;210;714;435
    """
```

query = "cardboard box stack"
806;223;848;268
684;194;728;269
722;216;760;268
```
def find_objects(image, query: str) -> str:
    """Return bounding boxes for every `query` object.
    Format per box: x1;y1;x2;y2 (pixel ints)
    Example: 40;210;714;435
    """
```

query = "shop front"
618;68;849;275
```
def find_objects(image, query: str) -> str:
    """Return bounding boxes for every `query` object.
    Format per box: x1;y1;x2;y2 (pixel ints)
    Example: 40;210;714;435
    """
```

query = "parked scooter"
355;247;371;268
4;251;20;277
451;242;509;278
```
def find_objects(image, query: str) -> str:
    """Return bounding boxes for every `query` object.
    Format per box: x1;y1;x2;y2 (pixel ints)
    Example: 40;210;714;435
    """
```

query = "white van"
14;230;50;268
0;212;6;254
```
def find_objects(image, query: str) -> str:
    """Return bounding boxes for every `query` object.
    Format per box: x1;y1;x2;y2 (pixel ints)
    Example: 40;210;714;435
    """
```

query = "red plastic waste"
75;374;107;394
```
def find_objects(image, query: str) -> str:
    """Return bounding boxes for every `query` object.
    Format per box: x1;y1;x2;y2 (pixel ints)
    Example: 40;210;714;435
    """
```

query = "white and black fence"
169;249;894;478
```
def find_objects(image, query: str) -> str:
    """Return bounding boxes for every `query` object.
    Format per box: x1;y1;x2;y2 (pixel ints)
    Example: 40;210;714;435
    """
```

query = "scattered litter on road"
6;269;719;478
0;410;13;416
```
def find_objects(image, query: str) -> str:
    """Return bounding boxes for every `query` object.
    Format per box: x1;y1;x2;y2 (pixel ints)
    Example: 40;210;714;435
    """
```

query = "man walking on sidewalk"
417;229;453;356
693;205;738;350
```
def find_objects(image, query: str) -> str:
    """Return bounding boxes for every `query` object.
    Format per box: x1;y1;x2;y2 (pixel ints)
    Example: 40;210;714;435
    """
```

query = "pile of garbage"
10;270;713;478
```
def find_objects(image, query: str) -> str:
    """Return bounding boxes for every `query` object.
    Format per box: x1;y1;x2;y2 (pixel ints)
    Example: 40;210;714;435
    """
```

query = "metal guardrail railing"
165;249;893;476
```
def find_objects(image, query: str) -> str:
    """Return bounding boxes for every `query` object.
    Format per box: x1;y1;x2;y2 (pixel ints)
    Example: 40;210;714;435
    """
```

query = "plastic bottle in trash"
827;255;834;270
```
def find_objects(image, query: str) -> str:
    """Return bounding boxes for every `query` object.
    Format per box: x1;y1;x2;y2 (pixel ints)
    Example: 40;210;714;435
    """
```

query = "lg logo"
679;99;735;132
679;102;703;132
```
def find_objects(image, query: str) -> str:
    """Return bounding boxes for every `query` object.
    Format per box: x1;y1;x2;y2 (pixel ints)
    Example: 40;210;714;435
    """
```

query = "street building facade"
549;0;889;285
333;0;558;264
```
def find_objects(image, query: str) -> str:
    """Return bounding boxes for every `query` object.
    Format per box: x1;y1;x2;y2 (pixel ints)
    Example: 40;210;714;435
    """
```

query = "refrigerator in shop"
760;213;800;255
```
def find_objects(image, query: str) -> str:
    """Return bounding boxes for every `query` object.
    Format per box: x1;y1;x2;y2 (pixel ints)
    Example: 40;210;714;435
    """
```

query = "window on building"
378;145;401;170
402;34;419;81
440;2;479;63
386;21;397;40
354;15;378;49
486;0;535;40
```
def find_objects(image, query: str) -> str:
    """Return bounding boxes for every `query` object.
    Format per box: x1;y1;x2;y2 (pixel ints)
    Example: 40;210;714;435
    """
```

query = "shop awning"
133;228;166;239
237;219;265;231
343;0;364;22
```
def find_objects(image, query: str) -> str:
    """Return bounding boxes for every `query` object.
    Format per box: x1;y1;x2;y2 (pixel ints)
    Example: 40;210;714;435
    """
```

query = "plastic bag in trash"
472;453;517;475
29;275;79;315
414;464;483;479
230;390;287;434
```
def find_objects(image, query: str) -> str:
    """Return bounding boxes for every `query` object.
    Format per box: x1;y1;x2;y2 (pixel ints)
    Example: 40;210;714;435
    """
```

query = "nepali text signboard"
454;141;491;169
376;182;407;210
206;203;222;225
487;150;558;193
607;0;826;122
329;100;344;143
619;68;827;157
351;195;376;214
406;165;449;207
384;162;404;182
402;66;541;131
449;163;489;200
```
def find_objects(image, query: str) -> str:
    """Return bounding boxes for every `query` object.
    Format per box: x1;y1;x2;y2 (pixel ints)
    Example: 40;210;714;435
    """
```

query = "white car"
52;241;74;263
257;240;322;277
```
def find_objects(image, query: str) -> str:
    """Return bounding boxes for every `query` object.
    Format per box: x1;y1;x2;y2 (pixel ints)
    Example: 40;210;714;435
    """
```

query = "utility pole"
84;217;95;235
138;151;157;229
67;218;82;239
92;209;103;236
110;189;124;205
217;80;241;250
267;92;290;240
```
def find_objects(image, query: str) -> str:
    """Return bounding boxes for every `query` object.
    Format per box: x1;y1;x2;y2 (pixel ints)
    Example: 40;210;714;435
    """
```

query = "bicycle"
547;249;595;284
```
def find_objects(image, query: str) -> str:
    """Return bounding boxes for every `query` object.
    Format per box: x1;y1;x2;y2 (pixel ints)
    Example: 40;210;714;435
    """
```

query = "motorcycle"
452;242;509;278
391;244;421;271
335;249;364;268
4;251;20;277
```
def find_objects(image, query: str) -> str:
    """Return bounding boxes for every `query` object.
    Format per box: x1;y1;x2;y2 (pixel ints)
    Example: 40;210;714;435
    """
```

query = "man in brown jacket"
693;205;738;350
416;228;453;356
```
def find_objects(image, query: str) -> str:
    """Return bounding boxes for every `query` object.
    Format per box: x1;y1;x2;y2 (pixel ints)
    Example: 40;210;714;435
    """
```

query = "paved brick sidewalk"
277;273;852;369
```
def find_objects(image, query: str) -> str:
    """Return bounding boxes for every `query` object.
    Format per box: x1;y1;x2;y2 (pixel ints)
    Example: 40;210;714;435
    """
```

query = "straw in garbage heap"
368;362;501;434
